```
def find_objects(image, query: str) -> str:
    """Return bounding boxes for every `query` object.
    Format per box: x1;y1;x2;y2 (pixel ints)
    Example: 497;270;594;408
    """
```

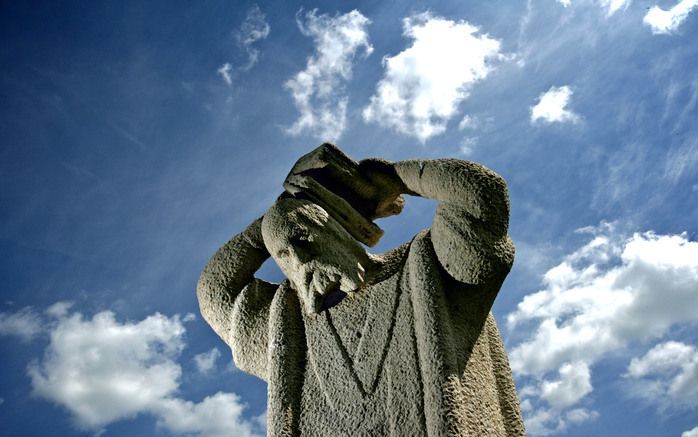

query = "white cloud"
194;348;221;374
460;137;478;155
217;63;233;86
237;4;271;71
625;341;698;408
155;393;261;437
45;301;73;318
28;309;261;437
555;0;631;15
540;362;592;409
523;406;598;436
362;13;502;143
601;0;632;16
506;227;698;434
530;85;580;124
458;115;476;130
644;0;698;34
285;9;372;141
0;307;42;342
684;426;698;437
217;5;270;86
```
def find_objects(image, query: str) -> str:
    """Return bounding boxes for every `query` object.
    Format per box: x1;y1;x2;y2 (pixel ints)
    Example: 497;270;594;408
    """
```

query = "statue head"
262;197;369;314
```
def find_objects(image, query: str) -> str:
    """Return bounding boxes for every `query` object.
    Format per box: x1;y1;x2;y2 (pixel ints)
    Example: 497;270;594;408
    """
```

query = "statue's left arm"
393;159;514;287
197;217;276;380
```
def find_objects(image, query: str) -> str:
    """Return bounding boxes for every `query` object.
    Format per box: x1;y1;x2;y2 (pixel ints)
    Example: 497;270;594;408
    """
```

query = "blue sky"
1;1;697;436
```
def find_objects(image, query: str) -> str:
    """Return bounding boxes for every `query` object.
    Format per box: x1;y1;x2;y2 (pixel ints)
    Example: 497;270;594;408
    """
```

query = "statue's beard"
298;262;366;313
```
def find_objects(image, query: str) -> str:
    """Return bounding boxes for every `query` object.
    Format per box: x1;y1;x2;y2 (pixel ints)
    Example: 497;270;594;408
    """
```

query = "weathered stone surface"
197;144;525;436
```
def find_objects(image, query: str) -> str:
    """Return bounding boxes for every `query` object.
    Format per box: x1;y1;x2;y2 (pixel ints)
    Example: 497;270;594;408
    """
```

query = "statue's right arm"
393;159;514;289
197;216;276;380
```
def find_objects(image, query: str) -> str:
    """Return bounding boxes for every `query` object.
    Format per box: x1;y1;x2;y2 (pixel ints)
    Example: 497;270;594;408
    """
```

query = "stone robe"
198;160;526;436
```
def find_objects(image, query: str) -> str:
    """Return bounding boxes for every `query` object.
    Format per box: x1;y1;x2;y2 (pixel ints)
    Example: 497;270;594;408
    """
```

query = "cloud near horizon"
26;307;263;437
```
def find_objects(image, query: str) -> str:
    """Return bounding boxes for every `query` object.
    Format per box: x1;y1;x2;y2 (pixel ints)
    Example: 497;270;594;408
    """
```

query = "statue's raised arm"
391;158;514;287
197;216;276;379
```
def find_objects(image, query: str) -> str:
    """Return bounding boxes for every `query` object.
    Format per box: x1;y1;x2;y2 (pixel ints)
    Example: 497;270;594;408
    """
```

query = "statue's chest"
300;272;426;435
303;273;400;396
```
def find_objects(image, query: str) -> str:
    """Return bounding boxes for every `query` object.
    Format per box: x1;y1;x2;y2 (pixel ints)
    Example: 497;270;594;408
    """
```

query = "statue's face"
262;199;367;314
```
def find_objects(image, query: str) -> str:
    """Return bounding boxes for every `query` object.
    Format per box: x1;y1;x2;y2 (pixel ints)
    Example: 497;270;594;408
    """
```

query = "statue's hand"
357;158;408;219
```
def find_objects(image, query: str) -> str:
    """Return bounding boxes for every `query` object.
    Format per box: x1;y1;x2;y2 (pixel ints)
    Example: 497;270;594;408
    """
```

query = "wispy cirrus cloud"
237;5;271;71
363;13;503;143
217;5;270;86
644;0;698;34
555;0;631;16
530;85;580;124
507;224;698;435
285;9;372;141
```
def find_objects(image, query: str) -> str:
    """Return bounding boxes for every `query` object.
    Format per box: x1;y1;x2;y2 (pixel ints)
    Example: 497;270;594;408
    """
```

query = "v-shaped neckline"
301;242;410;416
304;273;405;419
324;271;402;396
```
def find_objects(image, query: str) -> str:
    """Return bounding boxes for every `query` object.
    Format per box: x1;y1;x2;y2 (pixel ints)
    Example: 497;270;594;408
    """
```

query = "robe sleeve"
197;217;277;380
395;159;514;287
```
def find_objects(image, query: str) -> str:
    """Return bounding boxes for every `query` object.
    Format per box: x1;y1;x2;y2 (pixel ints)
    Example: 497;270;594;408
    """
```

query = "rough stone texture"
197;146;525;436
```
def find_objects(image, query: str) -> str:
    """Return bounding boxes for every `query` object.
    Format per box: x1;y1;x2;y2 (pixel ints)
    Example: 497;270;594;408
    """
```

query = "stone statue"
197;144;525;436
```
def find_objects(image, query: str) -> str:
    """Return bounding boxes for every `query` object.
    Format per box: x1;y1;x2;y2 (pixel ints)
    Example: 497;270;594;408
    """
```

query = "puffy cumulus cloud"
506;226;698;435
539;362;592;409
625;341;698;409
285;9;372;141
217;5;270;86
362;13;502;143
28;309;262;437
530;85;580;124
515;361;598;436
522;406;598;437
684;426;698;437
0;307;42;342
28;311;185;428
155;393;263;437
194;347;222;374
644;0;698;34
